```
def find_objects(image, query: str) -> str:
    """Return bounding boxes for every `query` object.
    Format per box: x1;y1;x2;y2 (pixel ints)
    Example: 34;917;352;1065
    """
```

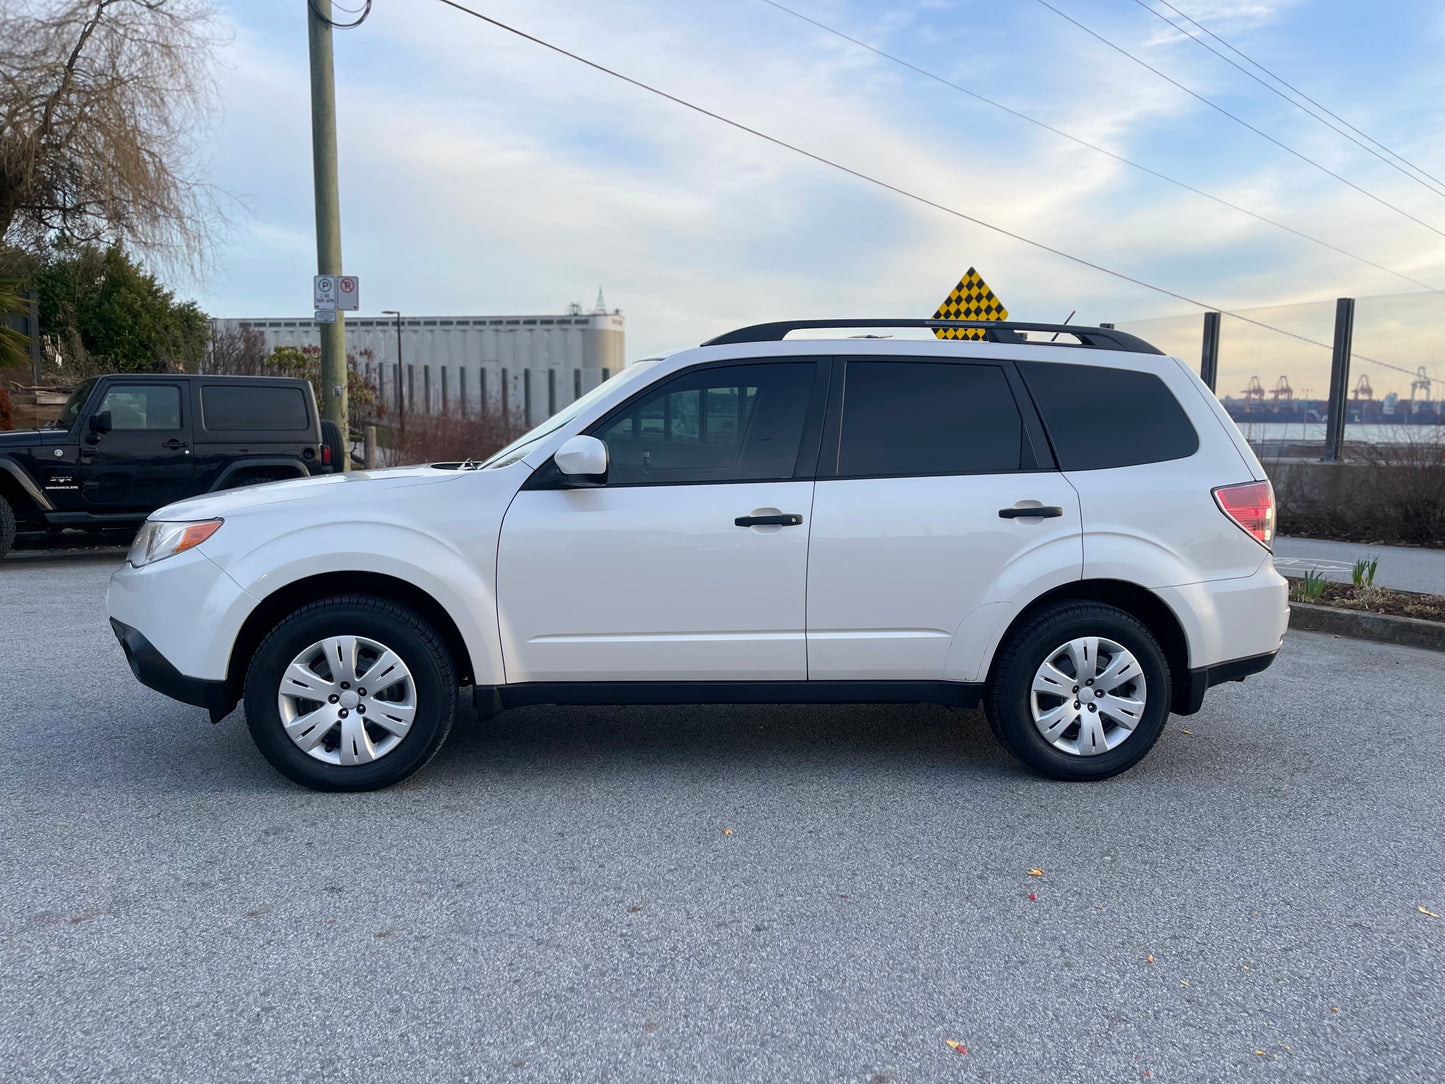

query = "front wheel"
987;602;1171;781
243;595;456;791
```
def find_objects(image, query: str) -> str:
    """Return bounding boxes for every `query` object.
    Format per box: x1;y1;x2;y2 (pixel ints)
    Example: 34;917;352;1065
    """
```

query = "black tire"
986;601;1171;782
243;595;457;791
0;494;14;559
320;419;345;471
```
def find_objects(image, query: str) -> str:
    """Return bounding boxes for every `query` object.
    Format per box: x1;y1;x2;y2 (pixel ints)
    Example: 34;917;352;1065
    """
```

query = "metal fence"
1116;291;1445;459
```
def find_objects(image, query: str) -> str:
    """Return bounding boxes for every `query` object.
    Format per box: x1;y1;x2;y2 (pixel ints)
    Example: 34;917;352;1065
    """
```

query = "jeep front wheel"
243;595;456;791
0;494;15;559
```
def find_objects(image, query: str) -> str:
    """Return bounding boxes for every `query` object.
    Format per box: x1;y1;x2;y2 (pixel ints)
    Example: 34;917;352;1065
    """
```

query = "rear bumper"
110;618;237;722
1176;648;1279;716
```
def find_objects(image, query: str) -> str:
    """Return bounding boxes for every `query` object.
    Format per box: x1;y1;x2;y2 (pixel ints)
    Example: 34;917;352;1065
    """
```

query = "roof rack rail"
701;319;1163;355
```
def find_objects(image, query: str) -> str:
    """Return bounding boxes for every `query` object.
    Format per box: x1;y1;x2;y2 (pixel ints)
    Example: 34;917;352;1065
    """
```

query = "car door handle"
735;513;804;527
162;439;189;451
999;505;1064;519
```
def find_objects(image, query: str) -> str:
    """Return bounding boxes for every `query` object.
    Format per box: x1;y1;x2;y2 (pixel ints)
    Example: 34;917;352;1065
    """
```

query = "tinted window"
1019;361;1198;470
837;361;1022;476
596;362;815;485
202;385;310;431
97;385;181;431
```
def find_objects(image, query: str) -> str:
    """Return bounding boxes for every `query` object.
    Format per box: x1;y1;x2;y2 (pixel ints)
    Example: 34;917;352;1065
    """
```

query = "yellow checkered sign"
932;267;1008;339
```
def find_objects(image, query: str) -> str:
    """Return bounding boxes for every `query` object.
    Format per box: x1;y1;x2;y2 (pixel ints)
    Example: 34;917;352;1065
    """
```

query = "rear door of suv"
805;356;1082;682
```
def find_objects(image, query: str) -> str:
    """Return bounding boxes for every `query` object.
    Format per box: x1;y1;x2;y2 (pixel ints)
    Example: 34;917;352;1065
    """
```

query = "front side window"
595;362;815;485
97;385;182;431
837;361;1023;477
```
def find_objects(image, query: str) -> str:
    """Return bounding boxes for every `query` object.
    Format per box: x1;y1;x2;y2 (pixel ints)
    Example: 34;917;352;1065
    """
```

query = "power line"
1129;0;1445;200
758;0;1439;293
428;0;1406;371
1032;0;1445;238
309;0;372;30
1147;0;1445;193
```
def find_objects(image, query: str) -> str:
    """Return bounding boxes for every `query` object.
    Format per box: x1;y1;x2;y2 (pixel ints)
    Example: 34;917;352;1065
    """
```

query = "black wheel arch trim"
0;457;54;512
208;456;312;491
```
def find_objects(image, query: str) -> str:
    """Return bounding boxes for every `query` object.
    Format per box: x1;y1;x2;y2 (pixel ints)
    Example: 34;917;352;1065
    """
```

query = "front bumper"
110;618;238;722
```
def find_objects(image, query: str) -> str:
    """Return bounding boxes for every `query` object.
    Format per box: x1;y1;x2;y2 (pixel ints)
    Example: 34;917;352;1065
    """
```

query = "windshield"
481;361;658;468
55;378;99;429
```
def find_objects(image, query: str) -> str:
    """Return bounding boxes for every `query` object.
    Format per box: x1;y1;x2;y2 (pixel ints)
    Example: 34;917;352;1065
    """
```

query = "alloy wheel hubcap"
277;635;417;766
1029;636;1147;756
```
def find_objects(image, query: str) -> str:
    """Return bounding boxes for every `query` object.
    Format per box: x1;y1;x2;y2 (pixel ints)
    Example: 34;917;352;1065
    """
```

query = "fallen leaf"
1331;1006;1339;1013
1146;954;1154;963
1180;729;1193;735
1255;1050;1267;1057
1180;980;1189;986
1242;965;1250;970
1419;906;1440;918
1028;892;1037;901
723;828;733;836
944;1039;968;1055
1144;1072;1153;1079
839;894;850;899
626;905;642;913
1028;868;1044;877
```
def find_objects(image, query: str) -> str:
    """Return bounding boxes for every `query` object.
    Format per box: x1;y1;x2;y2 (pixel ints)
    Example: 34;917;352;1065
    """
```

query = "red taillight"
1214;480;1275;549
321;444;331;466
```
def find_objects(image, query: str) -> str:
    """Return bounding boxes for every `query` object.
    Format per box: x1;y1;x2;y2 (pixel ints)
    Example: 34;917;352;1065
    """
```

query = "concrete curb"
1289;602;1445;653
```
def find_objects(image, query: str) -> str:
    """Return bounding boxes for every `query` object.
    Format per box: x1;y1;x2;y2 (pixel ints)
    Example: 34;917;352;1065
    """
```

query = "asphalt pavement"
1273;536;1445;593
2;556;1443;1084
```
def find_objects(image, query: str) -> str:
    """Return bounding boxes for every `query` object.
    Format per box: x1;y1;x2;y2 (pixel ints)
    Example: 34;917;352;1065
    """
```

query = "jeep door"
805;357;1082;682
79;382;194;509
496;359;827;683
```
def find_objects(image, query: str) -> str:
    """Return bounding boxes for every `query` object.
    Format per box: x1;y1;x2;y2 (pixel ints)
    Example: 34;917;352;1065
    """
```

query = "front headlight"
127;519;224;568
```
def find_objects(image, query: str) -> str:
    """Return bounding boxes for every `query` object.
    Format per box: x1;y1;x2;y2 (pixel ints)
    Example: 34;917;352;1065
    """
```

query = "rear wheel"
987;601;1170;781
243;595;456;791
0;494;14;558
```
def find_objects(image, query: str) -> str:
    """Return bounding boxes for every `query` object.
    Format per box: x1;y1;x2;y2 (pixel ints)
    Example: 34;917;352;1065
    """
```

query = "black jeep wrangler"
0;374;342;557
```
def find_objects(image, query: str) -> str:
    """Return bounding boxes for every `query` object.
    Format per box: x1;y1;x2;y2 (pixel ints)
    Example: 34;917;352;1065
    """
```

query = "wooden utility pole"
307;0;348;467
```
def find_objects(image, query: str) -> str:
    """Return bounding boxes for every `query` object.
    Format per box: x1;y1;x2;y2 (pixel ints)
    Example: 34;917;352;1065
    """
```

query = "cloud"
196;0;1445;367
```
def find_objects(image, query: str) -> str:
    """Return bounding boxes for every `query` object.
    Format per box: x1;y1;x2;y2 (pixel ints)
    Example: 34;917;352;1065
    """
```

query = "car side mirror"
553;435;608;482
88;411;113;437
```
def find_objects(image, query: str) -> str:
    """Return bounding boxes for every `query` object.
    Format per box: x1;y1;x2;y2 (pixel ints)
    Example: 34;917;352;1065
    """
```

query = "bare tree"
206;322;267;375
0;0;227;270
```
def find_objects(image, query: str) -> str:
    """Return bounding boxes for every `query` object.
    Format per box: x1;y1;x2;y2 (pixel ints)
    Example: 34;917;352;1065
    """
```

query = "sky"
190;0;1445;397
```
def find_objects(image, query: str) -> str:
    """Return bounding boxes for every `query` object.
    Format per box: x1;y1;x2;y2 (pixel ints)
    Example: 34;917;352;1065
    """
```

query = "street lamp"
381;310;404;431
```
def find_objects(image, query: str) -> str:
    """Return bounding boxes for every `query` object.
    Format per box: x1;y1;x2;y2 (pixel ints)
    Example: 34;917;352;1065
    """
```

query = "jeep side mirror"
88;411;113;437
553;435;608;481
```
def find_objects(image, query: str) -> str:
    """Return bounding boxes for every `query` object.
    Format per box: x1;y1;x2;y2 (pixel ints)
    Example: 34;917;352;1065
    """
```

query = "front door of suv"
497;359;827;684
805;357;1082;682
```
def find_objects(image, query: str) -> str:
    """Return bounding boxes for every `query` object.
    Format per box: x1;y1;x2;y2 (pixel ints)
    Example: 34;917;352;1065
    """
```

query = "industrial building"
215;300;625;425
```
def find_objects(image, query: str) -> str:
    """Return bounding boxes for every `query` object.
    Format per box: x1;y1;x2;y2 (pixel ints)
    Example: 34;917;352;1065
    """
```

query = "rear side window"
837;361;1023;477
1019;361;1198;470
201;385;311;432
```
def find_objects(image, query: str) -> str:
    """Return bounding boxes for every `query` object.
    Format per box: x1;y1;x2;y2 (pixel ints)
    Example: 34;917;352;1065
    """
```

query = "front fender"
211;521;504;688
0;457;53;512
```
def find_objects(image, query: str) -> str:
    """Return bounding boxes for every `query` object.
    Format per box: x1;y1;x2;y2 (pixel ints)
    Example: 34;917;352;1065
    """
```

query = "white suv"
107;319;1288;791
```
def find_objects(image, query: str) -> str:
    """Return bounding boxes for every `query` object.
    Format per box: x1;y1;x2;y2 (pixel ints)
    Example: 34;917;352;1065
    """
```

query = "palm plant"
0;281;34;371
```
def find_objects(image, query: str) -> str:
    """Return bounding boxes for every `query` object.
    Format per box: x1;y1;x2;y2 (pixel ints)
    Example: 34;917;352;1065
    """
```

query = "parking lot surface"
2;557;1443;1084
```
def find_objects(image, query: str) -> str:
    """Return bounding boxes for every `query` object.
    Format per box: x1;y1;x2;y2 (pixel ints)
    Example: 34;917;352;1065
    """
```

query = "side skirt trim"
489;679;983;711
